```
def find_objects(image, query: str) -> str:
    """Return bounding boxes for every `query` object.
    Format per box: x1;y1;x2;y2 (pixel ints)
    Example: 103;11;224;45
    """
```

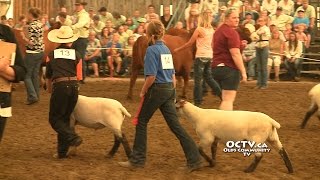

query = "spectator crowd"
0;0;316;82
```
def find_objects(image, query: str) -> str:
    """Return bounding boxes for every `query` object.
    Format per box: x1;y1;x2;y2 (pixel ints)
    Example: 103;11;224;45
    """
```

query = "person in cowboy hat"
72;0;90;84
46;26;83;159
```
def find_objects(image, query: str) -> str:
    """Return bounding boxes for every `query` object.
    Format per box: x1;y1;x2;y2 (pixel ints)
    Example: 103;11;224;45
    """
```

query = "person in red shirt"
211;8;247;110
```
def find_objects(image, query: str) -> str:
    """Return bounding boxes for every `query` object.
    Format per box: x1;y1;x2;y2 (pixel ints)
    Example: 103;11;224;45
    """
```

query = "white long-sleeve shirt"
261;0;278;15
285;41;303;59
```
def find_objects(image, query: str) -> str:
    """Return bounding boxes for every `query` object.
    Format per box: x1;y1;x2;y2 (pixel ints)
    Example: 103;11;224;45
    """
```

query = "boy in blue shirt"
106;33;122;77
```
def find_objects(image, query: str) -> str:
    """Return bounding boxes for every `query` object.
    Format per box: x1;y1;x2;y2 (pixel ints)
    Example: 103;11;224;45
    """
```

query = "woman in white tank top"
174;9;221;106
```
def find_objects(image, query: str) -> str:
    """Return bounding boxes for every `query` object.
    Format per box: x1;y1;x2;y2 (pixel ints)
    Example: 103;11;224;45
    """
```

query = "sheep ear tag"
175;100;180;108
178;100;187;107
161;54;174;70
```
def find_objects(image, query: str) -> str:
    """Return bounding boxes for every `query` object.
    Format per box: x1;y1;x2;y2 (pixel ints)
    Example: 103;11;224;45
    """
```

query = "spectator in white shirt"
261;0;278;15
278;0;295;16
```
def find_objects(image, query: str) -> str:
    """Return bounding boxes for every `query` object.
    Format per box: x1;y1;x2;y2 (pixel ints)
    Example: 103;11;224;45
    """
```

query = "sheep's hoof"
105;153;114;159
67;146;77;156
244;168;254;173
207;160;216;167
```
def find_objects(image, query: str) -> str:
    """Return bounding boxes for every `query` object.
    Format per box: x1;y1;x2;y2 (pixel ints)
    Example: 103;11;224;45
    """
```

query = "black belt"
152;83;173;88
52;77;77;84
257;40;269;42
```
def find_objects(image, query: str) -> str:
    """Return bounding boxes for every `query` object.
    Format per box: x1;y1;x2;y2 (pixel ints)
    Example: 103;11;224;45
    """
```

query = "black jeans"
0;117;7;142
72;38;88;80
49;81;79;157
129;83;201;167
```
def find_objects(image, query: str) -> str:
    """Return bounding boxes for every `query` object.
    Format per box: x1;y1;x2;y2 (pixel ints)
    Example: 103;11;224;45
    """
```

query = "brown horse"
13;23;61;88
127;28;195;100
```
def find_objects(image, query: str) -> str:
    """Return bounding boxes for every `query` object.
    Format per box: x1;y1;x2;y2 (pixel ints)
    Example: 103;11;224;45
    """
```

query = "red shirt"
212;24;241;69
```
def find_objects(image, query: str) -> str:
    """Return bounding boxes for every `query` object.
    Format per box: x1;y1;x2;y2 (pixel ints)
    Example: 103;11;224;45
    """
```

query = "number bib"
54;49;76;60
160;54;174;70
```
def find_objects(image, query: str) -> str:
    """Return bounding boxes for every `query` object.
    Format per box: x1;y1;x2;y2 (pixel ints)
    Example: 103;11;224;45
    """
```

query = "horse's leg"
120;133;132;158
180;74;189;99
106;134;121;159
176;76;183;88
127;66;140;100
301;102;318;129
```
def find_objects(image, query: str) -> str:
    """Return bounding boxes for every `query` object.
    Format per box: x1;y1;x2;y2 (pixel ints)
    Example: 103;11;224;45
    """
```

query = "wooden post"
170;0;173;15
160;0;164;16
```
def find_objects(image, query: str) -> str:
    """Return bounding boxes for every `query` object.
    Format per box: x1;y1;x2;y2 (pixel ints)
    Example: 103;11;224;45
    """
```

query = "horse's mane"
237;25;252;44
166;28;193;40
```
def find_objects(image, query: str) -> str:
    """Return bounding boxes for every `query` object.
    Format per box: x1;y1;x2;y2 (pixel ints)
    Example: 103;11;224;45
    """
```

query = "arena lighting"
0;0;11;4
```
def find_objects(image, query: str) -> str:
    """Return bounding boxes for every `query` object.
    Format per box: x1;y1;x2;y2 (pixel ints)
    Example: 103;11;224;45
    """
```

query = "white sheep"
68;95;132;158
175;100;293;173
301;83;320;129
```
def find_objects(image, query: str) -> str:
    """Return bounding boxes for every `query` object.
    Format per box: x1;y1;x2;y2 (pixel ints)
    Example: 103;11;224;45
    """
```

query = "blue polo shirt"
144;41;175;83
106;41;122;53
293;17;310;27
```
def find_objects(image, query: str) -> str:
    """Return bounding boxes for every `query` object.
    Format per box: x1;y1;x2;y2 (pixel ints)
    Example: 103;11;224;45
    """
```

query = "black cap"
276;6;283;11
74;0;87;6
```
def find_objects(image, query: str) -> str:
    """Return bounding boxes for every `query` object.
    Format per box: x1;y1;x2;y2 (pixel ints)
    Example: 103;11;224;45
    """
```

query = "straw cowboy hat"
48;26;80;43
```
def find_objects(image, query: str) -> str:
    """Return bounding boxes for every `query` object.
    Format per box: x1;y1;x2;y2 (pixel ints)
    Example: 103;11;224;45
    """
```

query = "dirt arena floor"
0;77;320;180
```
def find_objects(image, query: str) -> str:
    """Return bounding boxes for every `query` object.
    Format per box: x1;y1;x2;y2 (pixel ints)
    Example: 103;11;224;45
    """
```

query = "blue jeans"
244;57;256;78
24;52;44;102
72;38;88;79
129;83;201;168
284;58;302;79
255;47;269;87
193;58;221;105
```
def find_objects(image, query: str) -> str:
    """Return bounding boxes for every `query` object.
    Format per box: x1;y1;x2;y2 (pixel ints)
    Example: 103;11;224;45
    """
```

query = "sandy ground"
0;78;319;180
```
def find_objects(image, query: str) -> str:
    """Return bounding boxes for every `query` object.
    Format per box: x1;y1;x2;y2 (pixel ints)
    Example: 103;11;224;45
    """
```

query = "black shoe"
118;161;144;169
70;137;82;147
25;100;38;105
53;153;68;159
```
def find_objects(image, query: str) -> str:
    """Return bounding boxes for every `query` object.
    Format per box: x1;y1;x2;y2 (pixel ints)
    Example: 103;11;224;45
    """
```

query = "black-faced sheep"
175;100;293;173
